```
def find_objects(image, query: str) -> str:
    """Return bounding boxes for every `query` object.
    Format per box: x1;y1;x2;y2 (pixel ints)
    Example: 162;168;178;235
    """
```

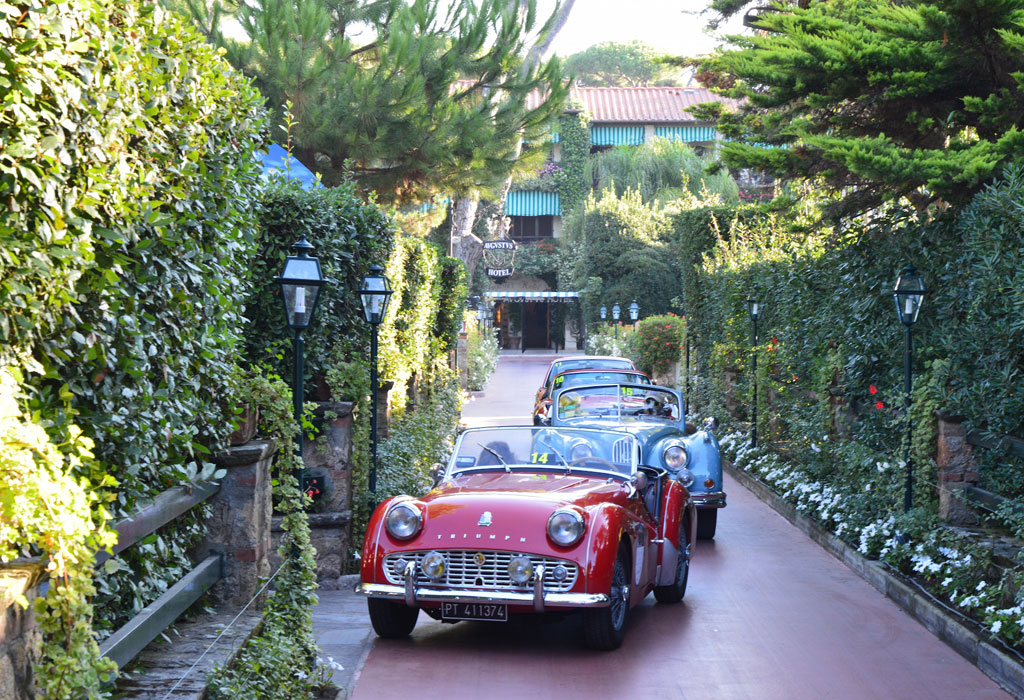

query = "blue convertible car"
551;383;724;539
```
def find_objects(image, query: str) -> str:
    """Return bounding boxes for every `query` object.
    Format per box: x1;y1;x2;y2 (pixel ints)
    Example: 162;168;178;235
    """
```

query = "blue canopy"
258;144;322;189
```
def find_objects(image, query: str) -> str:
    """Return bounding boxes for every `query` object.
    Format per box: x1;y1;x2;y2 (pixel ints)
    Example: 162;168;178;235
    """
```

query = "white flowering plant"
715;415;1024;649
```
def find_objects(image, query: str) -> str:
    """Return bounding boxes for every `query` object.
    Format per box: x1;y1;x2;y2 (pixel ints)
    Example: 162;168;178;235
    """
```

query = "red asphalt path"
351;351;1010;700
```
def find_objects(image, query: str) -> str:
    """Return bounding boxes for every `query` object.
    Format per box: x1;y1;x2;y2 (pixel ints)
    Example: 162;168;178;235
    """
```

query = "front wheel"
367;598;419;638
696;508;717;540
582;550;630;650
653;542;689;604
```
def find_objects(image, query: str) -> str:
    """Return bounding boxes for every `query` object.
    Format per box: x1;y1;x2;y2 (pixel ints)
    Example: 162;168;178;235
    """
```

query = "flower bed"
715;419;1024;651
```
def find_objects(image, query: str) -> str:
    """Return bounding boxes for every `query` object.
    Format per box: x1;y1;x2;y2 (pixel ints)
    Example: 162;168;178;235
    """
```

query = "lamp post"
600;305;607;325
629;300;639;327
746;298;761;448
275;238;326;488
360;265;393;498
612;303;621;339
893;264;927;513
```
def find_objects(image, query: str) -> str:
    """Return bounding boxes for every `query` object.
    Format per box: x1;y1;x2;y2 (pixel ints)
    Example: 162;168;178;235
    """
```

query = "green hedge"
242;179;395;396
1;0;267;689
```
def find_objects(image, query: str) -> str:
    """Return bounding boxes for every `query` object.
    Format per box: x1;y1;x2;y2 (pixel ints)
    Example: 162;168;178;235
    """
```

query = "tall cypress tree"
695;0;1024;216
169;0;570;204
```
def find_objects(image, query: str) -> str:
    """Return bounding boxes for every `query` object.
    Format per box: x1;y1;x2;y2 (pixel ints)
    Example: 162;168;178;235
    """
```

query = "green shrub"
634;314;686;378
466;319;499;391
243;178;396;397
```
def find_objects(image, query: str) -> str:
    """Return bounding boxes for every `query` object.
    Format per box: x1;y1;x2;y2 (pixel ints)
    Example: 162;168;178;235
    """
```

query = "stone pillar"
935;413;980;525
203;440;275;608
0;561;44;700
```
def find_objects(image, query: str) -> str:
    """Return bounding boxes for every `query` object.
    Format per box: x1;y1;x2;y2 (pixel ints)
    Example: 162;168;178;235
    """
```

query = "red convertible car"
356;425;696;649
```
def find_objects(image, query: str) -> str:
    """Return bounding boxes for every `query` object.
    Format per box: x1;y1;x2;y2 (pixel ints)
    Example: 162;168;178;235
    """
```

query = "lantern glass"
612;304;621;321
629;300;639;321
746;298;760;321
600;306;607;320
360;266;393;326
893;265;926;326
276;241;325;330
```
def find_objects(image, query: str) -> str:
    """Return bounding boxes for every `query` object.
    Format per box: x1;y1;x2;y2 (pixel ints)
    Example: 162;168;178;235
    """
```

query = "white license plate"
441;602;508;622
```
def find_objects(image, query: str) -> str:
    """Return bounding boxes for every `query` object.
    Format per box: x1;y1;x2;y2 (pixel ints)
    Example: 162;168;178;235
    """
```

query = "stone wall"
935;413;981;526
0;563;43;700
269;401;356;584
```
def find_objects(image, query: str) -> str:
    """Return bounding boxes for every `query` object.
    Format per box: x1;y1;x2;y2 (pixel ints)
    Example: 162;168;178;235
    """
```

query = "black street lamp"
746;298;761;448
612;303;621;339
276;238;326;487
893;264;928;513
629;300;639;323
360;265;393;497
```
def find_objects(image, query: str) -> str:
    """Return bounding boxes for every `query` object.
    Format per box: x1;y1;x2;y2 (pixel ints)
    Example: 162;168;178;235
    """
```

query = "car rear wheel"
367;598;419;638
653;542;689;604
582;550;630;650
697;508;717;540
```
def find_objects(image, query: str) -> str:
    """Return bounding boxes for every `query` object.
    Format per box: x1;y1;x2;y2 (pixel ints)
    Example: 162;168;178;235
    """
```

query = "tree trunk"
524;0;577;66
451;197;483;280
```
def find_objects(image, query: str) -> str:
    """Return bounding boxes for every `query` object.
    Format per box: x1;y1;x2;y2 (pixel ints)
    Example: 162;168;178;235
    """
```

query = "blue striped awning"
505;191;561;216
590;126;645;146
654;126;718;143
485;291;579;302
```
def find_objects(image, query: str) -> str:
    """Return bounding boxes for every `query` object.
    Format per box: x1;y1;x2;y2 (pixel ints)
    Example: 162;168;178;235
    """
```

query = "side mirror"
429;463;445;487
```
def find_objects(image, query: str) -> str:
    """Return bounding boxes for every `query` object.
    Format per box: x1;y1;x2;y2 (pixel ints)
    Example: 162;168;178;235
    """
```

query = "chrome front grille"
612;437;633;466
382;550;579;592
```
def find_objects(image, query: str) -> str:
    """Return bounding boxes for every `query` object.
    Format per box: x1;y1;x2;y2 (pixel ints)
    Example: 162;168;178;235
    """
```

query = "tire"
367;598;419;638
653;541;690;604
582;549;630;650
696;508;717;540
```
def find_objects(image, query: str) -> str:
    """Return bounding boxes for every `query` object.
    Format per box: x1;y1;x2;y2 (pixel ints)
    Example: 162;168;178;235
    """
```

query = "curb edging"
725;460;1024;699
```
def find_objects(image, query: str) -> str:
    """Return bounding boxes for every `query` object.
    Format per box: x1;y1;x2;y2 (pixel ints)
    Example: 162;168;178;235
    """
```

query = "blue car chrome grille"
612;437;633;466
382;550;578;592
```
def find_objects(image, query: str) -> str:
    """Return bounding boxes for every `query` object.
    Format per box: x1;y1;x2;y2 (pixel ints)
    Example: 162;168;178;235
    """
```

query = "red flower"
868;385;878;395
792;374;798;382
829;340;834;347
874;401;884;410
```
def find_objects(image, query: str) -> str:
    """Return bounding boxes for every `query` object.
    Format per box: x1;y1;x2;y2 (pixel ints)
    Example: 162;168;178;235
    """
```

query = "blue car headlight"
664;442;689;469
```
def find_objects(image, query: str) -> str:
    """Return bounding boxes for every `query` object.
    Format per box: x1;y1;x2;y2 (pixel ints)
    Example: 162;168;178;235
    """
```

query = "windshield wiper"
536;437;571;475
481;445;511;473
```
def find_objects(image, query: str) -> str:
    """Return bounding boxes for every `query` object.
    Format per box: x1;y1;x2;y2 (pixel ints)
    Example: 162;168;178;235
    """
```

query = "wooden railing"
97;481;222;669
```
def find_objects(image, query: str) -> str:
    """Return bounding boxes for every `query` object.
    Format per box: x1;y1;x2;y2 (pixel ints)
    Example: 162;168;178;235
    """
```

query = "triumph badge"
477;511;493;526
473;552;487;566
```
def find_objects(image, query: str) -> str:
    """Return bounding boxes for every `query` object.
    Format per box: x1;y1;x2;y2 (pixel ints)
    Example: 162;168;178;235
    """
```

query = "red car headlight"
385;502;423;540
547;508;585;546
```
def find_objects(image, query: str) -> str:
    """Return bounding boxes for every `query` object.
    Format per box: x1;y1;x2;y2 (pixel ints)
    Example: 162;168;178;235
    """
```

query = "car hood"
415;471;628;543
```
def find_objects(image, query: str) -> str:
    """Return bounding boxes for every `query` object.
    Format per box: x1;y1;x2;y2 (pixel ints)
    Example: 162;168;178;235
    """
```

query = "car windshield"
555;385;681;424
451;426;637;477
545;358;633;384
551;371;651;392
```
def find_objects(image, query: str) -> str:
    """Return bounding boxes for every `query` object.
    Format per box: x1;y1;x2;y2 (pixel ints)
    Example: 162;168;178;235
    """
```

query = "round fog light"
421;551;446;580
552;564;568;582
676;468;695;488
508;555;533;585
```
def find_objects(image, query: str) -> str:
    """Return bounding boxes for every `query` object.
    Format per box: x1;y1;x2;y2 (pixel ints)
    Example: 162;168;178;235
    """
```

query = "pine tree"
695;0;1024;216
169;0;571;204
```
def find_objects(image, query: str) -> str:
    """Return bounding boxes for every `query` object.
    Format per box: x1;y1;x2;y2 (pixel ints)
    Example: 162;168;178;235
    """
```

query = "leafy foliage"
555;108;592;215
172;0;571;203
466;318;499;392
563;189;678;319
634;314;686;378
243;178;395;396
0;368;117;699
587;139;739;206
1;0;267;687
563;41;685;87
698;0;1024;216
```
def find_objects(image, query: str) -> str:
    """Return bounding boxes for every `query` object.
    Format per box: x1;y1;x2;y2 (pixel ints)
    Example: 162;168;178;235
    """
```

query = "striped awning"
485;291;579;303
505;191;561;216
590;126;645;146
654;126;718;142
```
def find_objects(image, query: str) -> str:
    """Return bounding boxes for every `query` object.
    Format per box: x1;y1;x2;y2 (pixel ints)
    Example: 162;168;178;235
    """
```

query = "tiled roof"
572;86;738;124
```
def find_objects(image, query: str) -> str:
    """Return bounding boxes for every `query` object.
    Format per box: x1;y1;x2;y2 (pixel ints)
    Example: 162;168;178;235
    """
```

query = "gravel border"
725;459;1024;699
